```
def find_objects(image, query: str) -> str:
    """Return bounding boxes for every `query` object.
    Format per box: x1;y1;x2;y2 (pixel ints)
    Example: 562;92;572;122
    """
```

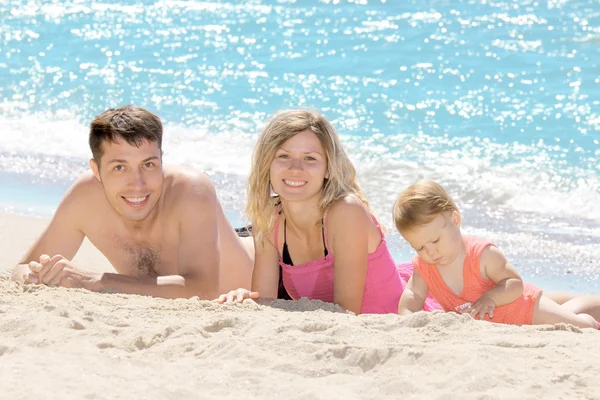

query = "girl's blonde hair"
247;108;368;247
392;180;459;232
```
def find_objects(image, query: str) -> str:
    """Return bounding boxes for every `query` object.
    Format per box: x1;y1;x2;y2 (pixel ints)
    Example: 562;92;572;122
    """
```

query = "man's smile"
122;195;150;207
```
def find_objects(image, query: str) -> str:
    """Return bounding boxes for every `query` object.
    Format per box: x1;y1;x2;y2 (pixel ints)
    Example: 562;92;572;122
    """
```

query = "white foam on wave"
347;133;600;225
0;108;90;159
1;111;600;226
0;110;256;182
162;125;255;176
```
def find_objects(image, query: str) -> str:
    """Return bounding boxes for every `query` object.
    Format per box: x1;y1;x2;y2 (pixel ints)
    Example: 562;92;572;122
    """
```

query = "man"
11;105;252;299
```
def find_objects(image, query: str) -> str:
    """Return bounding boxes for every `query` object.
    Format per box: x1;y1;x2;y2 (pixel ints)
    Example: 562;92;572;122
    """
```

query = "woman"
217;109;440;314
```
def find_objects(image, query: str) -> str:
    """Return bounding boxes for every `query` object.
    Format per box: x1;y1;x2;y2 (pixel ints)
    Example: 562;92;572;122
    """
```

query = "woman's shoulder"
326;194;371;223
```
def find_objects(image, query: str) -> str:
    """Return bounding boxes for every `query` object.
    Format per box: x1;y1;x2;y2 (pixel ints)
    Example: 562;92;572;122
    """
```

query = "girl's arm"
398;270;429;315
467;245;525;319
327;197;372;314
479;245;524;307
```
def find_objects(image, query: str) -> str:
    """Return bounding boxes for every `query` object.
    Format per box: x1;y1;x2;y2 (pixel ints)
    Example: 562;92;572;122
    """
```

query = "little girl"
392;179;600;329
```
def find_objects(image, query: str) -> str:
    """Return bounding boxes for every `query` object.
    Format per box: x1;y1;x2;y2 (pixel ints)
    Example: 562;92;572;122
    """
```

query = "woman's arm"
328;197;372;314
216;224;281;304
250;233;282;301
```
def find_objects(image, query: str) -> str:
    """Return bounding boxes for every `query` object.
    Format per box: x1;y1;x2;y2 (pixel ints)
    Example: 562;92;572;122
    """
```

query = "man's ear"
89;158;102;183
451;210;461;227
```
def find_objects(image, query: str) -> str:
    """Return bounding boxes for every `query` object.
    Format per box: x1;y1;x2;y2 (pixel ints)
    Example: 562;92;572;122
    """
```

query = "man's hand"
26;254;52;284
27;254;103;291
465;294;496;320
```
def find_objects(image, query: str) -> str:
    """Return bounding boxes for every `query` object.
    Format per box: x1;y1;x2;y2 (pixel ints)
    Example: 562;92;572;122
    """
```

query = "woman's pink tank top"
274;213;441;314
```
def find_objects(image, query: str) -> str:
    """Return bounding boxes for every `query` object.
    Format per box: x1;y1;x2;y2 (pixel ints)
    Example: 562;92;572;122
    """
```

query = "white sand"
1;211;599;400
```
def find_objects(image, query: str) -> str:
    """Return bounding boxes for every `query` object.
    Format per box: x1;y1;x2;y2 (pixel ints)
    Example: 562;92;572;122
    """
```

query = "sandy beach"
1;211;599;400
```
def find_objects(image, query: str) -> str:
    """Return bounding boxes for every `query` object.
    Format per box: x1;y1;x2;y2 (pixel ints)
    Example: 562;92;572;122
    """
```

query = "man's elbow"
179;273;219;300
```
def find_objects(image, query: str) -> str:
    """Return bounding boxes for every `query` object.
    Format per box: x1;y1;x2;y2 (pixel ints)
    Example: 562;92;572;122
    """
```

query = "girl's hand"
466;295;496;320
215;288;260;304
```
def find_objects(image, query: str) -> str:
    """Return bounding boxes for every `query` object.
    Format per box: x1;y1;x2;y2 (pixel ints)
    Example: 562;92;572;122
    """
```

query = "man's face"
90;138;163;223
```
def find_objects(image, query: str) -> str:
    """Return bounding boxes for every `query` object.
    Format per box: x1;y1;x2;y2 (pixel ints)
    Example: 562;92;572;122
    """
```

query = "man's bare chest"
88;231;180;277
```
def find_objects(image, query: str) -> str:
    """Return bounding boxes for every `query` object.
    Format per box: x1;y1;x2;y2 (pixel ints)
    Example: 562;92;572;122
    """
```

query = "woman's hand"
215;288;260;304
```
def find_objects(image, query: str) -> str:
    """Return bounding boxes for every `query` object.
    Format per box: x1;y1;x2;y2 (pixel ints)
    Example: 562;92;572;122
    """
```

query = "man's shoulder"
47;172;105;228
162;165;217;206
62;171;103;204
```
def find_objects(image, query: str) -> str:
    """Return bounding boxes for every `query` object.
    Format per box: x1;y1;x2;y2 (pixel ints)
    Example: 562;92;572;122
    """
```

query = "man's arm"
11;176;87;283
93;172;221;299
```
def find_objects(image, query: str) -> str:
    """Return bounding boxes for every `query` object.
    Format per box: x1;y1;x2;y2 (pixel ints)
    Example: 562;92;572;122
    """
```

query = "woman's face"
269;129;329;204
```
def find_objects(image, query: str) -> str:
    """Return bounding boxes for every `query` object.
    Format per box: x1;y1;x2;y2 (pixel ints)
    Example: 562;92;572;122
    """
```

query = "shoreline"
1;205;598;295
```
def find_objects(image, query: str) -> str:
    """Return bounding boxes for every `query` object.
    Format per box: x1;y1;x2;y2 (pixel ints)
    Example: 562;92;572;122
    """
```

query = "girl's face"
269;129;328;204
400;211;463;266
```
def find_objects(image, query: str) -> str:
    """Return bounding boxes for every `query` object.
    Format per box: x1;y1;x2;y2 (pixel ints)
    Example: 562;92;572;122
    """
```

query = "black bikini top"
281;218;329;266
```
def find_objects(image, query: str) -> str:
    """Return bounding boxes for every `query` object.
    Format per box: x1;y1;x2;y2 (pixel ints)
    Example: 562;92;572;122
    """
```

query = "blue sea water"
1;0;600;293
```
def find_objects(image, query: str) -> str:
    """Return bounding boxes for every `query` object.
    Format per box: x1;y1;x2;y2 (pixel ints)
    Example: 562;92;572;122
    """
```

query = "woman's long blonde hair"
247;108;368;247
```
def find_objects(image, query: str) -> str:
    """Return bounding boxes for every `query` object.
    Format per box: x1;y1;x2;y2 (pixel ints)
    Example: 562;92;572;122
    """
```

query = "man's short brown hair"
89;105;162;163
